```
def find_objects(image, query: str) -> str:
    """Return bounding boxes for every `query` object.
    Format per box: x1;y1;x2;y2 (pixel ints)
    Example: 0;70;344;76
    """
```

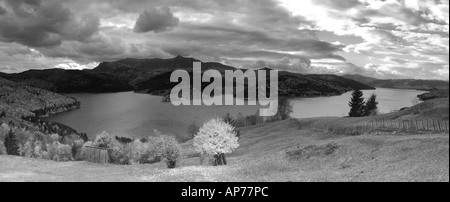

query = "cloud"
0;6;6;15
315;0;362;10
245;56;312;72
0;0;447;80
0;0;100;47
279;0;449;80
134;7;179;33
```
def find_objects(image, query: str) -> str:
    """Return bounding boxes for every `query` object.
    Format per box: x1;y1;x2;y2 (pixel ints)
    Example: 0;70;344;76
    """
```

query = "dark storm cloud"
0;6;6;15
134;7;179;33
162;22;342;61
0;0;99;47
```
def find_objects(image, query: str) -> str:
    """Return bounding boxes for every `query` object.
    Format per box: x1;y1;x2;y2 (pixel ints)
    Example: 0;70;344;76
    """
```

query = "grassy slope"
1;122;448;182
0;99;448;182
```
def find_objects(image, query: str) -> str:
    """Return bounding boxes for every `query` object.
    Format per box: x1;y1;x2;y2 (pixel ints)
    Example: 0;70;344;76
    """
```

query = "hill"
0;77;80;118
418;89;449;101
95;56;375;98
0;77;88;145
368;79;449;90
92;56;236;86
1;69;133;93
1;57;374;97
343;74;449;90
341;74;379;84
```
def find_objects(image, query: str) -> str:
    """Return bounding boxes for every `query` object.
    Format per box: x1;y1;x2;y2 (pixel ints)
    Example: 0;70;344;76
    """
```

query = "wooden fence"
84;146;109;164
368;119;449;132
314;118;449;136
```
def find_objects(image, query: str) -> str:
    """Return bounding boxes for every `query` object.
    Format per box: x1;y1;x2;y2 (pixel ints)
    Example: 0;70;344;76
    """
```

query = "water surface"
45;88;426;139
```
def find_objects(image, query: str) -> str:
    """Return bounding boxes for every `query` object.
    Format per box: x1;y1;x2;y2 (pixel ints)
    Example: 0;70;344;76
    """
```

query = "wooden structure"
85;146;109;164
311;118;449;136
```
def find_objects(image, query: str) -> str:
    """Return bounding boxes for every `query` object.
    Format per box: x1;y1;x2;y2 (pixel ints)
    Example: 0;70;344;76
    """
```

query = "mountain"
126;57;375;98
92;56;236;86
343;74;449;90
0;56;374;97
1;69;133;93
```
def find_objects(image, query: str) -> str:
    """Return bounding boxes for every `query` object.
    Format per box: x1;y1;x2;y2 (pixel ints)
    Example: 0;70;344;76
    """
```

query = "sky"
0;0;448;80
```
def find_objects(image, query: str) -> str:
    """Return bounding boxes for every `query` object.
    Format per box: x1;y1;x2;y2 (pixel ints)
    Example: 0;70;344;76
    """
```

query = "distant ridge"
343;74;449;90
0;56;374;97
1;68;133;93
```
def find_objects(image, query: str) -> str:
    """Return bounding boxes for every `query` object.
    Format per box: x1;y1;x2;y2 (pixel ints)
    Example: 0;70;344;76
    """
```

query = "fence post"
446;121;449;132
447;121;449;132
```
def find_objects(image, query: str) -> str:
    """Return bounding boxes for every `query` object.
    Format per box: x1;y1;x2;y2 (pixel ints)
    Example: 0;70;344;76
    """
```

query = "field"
1;118;448;182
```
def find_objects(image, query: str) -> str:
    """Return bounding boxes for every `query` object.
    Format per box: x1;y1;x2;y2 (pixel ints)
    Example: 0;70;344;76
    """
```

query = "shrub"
33;141;49;159
19;141;34;158
15;130;33;146
0;140;6;155
81;141;94;160
129;139;151;164
194;118;239;166
0;123;10;141
159;135;182;169
33;131;45;142
48;142;73;162
94;131;115;148
109;142;133;165
50;134;60;143
72;139;85;161
128;132;176;165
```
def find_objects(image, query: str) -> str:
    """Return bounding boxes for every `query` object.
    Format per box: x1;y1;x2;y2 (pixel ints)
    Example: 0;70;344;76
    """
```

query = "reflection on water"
45;88;426;139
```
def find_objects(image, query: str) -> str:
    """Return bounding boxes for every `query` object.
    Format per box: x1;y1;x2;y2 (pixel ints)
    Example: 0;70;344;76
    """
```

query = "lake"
290;88;427;118
45;88;426;139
